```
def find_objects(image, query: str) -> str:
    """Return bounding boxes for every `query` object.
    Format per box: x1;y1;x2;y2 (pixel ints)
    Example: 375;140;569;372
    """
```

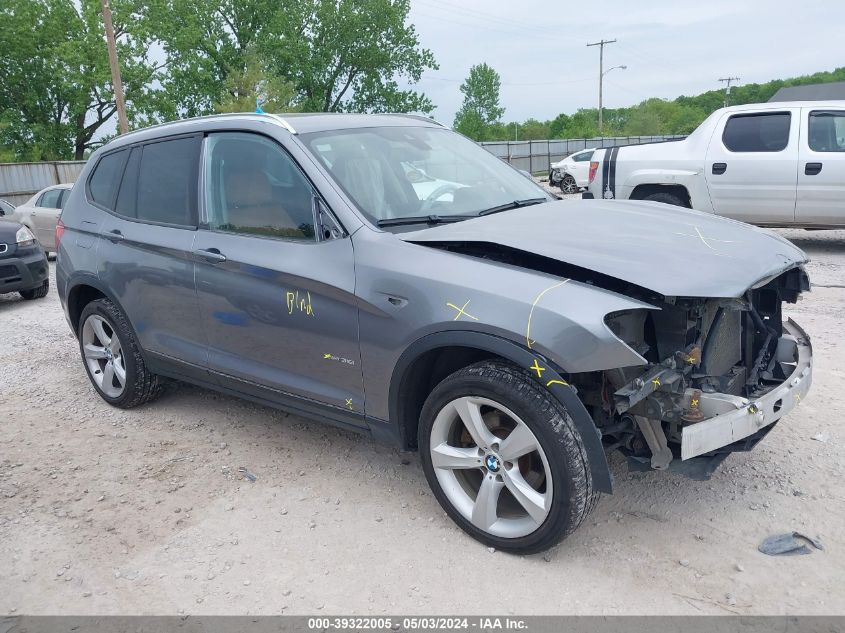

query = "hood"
399;199;808;298
0;219;24;241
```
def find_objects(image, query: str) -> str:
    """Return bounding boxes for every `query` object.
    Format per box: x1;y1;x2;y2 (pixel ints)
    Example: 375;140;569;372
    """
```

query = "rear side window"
115;147;141;218
136;136;200;226
809;110;845;152
38;188;63;208
573;151;593;162
722;112;791;152
88;149;129;208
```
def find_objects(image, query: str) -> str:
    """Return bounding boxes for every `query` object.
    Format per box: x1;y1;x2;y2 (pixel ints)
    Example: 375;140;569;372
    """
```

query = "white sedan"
549;148;596;194
8;183;73;254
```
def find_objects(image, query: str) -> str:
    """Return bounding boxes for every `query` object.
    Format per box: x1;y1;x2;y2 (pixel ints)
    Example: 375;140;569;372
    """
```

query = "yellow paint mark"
691;398;699;408
323;353;333;359
651;377;661;389
526;280;570;349
345;398;354;410
446;300;478;321
530;359;546;378
794;393;801;403
286;290;314;316
546;379;569;388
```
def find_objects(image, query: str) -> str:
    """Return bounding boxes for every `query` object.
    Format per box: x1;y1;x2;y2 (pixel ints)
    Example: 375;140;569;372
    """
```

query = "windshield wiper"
477;197;549;216
376;214;471;228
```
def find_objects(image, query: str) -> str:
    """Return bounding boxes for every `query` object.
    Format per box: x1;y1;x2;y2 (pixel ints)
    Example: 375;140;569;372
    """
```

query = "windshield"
300;126;551;224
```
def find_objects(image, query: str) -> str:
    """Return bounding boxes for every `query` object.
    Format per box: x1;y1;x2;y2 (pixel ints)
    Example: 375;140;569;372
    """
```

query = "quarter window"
88;149;129;209
204;132;316;240
722;112;791;152
572;151;593;162
136;136;200;226
115;147;141;218
808;110;845;152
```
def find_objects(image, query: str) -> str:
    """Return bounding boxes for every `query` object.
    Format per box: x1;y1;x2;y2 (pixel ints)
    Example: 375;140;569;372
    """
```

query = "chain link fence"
480;136;686;175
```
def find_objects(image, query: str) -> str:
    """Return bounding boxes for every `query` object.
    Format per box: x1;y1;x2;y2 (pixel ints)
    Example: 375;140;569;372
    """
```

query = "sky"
407;0;845;125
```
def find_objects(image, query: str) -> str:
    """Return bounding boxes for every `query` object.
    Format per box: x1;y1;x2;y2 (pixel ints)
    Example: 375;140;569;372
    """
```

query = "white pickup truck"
585;101;845;227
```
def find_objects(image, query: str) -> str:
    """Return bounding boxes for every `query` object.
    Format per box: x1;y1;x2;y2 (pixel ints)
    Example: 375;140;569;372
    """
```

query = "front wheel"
19;279;49;300
419;360;599;554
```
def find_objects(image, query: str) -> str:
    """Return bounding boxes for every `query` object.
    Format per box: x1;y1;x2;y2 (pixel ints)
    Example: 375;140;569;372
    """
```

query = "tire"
19;279;49;300
560;174;578;195
642;191;688;207
78;298;164;408
419;360;599;554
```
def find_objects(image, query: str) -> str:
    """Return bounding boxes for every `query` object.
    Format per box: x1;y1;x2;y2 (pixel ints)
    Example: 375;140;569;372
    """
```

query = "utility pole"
587;39;616;134
718;76;740;108
101;0;129;135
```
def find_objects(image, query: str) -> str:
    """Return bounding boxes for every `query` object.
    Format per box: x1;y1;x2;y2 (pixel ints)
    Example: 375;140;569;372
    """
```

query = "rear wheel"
419;360;598;554
560;174;578;194
78;298;164;408
19;279;49;300
643;191;688;207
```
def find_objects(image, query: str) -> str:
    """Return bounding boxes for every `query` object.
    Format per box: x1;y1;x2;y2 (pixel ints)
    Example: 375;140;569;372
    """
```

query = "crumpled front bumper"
681;318;812;460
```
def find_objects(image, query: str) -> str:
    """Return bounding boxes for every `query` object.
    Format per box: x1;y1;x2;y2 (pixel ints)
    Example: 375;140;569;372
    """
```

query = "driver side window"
205;133;316;241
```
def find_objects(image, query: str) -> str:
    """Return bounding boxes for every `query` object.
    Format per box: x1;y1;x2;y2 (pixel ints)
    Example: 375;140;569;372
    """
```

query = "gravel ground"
1;219;844;616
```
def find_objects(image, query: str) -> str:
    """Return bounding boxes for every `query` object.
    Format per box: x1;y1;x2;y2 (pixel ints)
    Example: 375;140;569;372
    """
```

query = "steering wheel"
419;184;462;214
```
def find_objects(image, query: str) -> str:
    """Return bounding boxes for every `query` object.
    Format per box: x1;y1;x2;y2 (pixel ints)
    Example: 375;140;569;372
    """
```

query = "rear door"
569;149;594;186
193;131;364;417
31;187;63;249
704;109;799;224
94;135;208;376
795;108;845;226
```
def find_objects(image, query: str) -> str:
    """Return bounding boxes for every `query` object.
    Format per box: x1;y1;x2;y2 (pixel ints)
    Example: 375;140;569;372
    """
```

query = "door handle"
712;162;727;175
805;162;823;176
105;229;124;242
193;248;227;263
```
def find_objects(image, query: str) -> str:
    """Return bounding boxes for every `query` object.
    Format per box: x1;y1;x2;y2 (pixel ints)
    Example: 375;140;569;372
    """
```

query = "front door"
194;132;364;418
704;109;799;224
796;108;845;226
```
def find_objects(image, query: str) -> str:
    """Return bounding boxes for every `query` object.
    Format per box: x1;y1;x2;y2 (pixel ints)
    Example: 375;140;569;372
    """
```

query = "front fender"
390;330;615;493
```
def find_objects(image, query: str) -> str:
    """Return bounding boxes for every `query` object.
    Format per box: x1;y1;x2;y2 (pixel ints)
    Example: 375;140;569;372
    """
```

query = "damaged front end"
586;266;812;477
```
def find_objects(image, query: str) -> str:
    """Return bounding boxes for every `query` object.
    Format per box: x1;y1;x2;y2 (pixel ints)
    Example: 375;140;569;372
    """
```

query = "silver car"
9;183;73;254
57;113;812;553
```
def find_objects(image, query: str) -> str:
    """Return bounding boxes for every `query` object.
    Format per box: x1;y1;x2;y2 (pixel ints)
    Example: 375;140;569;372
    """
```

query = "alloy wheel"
429;396;553;538
81;314;127;398
561;175;578;194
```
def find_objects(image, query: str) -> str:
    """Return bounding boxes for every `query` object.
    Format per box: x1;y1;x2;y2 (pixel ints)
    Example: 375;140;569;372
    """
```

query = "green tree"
135;0;437;117
453;63;504;140
215;50;297;114
0;0;160;160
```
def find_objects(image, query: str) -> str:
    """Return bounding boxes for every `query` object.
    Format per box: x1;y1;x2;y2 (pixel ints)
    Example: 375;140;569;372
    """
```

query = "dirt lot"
1;223;844;616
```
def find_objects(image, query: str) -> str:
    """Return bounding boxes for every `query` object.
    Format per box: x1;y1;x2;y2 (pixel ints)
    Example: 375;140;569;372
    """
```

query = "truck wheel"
19;279;49;300
78;298;164;408
419;360;598;554
560;174;578;194
643;191;689;207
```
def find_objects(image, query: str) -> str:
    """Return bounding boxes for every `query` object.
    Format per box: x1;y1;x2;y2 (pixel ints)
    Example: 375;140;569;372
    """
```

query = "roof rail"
268;114;296;134
385;113;446;127
116;112;289;141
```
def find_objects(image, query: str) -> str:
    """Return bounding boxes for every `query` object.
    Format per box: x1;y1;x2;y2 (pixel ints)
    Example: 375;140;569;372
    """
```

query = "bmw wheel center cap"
485;454;501;472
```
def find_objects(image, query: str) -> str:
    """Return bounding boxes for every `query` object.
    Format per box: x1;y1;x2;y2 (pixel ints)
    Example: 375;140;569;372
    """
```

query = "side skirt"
145;351;372;439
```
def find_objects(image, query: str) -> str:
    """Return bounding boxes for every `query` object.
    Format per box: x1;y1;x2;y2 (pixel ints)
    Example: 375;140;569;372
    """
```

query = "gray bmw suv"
58;113;812;553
